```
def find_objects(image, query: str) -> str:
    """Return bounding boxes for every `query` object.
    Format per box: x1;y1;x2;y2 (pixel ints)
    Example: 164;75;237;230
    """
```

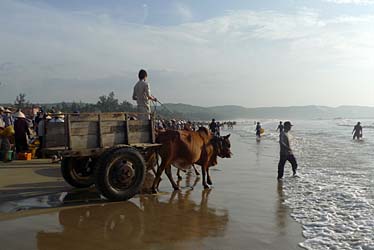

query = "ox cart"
43;112;161;201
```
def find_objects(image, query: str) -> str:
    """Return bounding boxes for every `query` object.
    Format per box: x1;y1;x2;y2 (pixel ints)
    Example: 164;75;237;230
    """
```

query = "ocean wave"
234;120;374;249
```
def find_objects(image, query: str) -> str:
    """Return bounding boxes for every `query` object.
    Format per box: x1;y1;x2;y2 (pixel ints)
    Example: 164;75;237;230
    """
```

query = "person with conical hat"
2;108;13;127
50;111;64;123
0;107;5;129
14;111;30;153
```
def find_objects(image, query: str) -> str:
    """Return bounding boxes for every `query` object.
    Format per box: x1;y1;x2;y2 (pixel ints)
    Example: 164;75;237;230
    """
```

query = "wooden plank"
69;113;98;121
69;112;126;122
45;137;67;148
102;133;126;147
100;112;125;121
98;114;103;148
150;119;155;143
128;131;151;144
70;135;99;149
66;115;72;149
70;121;98;135
124;114;129;144
128;120;150;126
128;124;150;133
45;123;66;148
46;123;65;135
100;121;126;134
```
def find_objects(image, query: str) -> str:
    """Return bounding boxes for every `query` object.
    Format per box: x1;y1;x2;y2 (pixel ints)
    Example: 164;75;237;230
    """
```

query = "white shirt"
132;80;152;107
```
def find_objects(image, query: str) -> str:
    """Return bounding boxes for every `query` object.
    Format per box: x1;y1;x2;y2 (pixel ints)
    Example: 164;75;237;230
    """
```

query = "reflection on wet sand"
36;178;228;250
276;180;287;231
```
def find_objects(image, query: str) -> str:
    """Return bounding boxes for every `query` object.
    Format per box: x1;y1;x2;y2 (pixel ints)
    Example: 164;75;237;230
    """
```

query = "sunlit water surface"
235;119;374;250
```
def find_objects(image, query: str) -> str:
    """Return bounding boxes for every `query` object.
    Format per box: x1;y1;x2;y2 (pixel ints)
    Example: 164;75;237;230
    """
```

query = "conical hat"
14;111;26;118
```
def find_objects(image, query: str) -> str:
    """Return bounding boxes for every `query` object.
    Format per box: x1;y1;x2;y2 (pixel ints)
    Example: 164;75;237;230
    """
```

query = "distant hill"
163;103;374;120
3;101;374;120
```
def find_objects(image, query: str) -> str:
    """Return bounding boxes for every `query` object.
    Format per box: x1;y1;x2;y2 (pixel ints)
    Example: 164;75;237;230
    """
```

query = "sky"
0;0;374;107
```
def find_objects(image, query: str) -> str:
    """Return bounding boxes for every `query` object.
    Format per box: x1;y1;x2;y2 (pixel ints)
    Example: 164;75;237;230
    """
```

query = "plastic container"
17;152;32;160
2;150;13;162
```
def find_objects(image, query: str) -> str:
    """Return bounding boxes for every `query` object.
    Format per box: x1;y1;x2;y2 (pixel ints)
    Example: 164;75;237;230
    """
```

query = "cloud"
173;2;193;22
323;0;374;4
1;0;374;106
142;3;149;23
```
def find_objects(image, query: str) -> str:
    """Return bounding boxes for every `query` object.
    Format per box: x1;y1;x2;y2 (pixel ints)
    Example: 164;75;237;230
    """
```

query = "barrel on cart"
43;112;161;201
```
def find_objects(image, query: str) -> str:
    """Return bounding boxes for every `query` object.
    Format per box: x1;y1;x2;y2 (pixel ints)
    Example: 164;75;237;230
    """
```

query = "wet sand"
0;133;304;250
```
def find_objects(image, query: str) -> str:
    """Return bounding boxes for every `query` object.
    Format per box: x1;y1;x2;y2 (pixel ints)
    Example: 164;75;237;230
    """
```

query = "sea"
233;119;374;250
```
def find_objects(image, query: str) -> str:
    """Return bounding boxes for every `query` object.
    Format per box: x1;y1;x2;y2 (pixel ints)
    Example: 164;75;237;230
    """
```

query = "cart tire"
61;157;95;188
95;147;146;201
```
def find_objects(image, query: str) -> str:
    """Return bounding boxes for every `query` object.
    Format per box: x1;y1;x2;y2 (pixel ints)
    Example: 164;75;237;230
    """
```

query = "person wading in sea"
277;121;298;180
276;121;284;133
132;69;157;120
255;122;262;138
352;122;363;140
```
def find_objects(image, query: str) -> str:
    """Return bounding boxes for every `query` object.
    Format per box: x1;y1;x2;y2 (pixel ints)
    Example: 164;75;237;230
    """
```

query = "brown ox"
152;127;231;192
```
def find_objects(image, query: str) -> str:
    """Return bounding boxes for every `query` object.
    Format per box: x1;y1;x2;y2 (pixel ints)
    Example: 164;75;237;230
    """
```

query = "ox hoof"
203;185;210;189
173;186;181;191
207;180;212;185
177;176;182;180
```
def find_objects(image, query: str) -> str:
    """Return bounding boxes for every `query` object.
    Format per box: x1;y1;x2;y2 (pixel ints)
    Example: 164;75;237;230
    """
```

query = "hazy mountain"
3;101;374;120
164;104;374;120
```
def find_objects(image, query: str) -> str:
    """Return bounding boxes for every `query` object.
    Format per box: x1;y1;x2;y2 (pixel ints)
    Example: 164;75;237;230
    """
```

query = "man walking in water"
276;121;284;133
352;122;363;140
277;121;298;180
132;69;157;120
255;122;262;138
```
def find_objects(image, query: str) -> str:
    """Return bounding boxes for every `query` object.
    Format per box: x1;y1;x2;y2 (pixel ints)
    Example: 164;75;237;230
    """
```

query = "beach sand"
0;132;304;250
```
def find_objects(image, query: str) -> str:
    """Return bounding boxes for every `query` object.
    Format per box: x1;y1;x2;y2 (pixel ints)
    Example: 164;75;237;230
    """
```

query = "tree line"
12;92;182;119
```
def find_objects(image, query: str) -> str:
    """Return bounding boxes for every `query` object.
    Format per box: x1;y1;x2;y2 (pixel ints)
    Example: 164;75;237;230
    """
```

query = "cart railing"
44;112;155;150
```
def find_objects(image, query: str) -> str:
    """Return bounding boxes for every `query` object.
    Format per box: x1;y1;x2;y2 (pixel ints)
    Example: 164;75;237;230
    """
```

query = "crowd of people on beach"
0;106;66;161
154;118;234;135
0;100;234;163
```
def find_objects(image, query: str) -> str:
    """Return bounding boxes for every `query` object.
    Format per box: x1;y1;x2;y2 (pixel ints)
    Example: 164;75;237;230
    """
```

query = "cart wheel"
95;147;146;201
61;157;95;188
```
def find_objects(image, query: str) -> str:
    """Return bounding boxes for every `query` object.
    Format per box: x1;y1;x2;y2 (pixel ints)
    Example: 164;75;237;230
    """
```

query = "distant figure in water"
352;122;363;140
209;118;220;136
255;122;262;138
277;121;298;180
276;121;284;133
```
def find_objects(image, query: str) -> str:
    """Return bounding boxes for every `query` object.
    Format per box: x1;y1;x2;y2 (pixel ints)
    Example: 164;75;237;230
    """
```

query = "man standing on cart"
132;69;157;120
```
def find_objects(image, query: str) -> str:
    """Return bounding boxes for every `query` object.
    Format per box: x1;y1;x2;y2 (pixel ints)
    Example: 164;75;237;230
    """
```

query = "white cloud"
0;0;373;106
173;2;193;22
323;0;374;4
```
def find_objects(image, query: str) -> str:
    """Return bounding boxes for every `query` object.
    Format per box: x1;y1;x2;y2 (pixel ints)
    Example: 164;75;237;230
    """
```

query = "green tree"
96;91;119;112
120;100;135;112
14;93;30;109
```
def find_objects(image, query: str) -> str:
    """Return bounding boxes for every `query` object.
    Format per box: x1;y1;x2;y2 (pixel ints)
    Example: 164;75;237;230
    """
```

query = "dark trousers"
278;154;298;179
15;136;28;153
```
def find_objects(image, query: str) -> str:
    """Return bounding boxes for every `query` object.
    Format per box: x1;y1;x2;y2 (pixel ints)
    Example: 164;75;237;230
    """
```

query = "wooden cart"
43;112;161;201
